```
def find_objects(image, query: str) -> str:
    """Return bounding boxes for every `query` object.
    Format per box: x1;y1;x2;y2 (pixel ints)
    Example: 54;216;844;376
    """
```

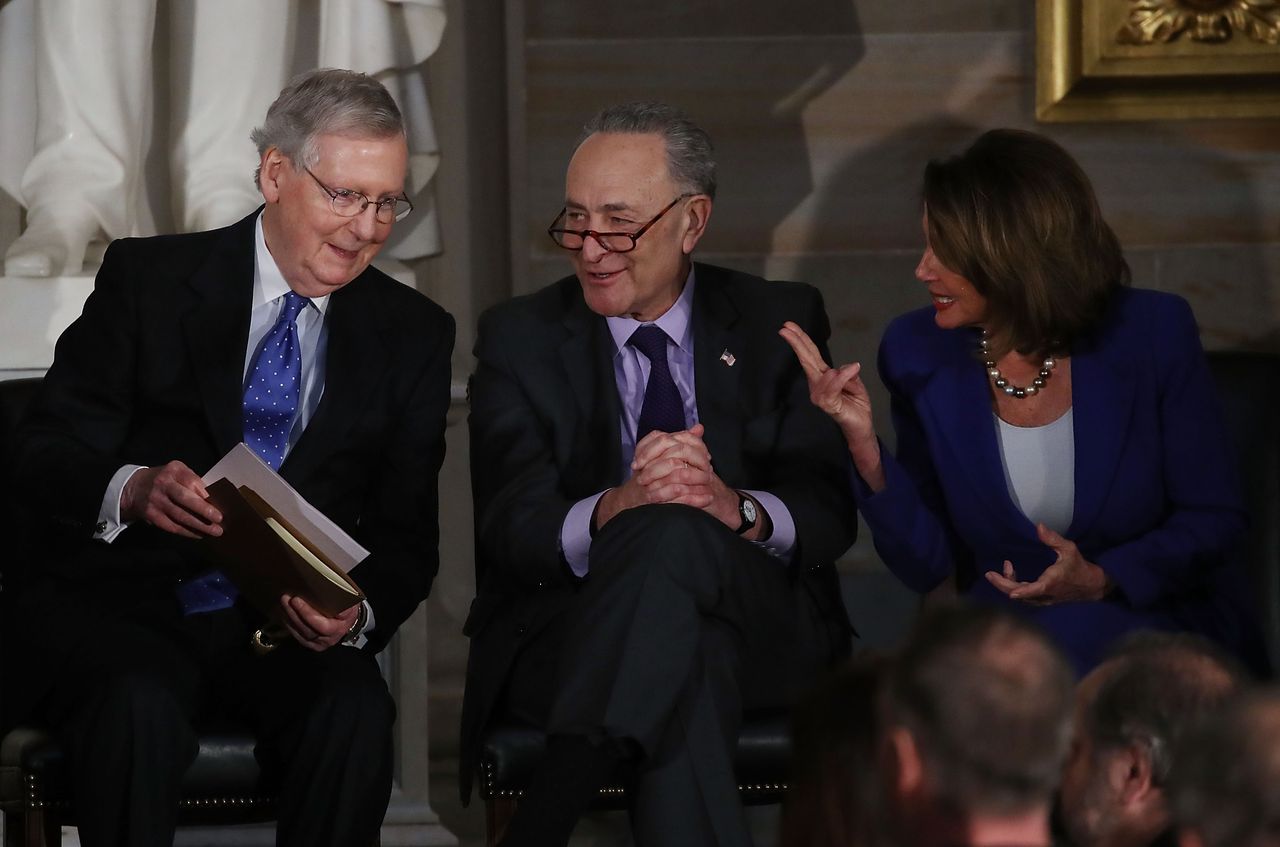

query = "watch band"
341;602;369;645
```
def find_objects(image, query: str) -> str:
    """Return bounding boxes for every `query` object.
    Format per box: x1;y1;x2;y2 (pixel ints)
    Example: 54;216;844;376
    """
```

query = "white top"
993;408;1075;535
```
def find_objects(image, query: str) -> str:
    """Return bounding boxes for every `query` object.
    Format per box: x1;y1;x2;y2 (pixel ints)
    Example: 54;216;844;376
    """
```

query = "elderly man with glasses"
463;101;858;847
4;68;454;847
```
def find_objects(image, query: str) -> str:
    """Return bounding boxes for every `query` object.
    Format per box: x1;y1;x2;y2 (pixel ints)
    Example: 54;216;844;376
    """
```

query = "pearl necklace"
980;331;1055;399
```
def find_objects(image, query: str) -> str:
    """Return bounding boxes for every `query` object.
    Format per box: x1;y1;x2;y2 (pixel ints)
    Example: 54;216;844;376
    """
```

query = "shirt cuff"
561;491;607;578
743;489;796;563
95;464;146;543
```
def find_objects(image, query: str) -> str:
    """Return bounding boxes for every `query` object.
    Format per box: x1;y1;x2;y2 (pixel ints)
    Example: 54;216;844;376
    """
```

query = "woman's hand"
986;524;1114;605
779;321;884;491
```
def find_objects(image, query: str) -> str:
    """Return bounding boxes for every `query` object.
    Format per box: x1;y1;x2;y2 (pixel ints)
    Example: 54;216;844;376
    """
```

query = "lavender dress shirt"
559;271;798;576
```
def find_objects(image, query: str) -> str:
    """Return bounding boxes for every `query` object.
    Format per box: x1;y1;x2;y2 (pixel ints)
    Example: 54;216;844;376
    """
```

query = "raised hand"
779;321;884;491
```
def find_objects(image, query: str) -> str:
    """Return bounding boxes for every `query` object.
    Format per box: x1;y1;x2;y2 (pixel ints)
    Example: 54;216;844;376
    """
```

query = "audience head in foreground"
781;655;890;847
882;605;1075;847
1059;632;1245;847
1170;688;1280;847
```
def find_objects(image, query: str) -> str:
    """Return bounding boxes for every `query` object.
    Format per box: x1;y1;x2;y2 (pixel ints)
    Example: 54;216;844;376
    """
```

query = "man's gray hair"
885;605;1075;816
580;102;717;199
1085;632;1243;786
1170;689;1280;847
250;68;404;189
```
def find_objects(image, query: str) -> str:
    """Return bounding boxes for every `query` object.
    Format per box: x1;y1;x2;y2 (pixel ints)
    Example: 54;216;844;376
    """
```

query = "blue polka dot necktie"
243;290;308;471
177;290;309;616
629;324;686;440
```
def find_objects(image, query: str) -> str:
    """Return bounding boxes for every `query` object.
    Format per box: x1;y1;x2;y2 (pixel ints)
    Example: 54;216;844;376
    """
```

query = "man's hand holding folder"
193;443;373;651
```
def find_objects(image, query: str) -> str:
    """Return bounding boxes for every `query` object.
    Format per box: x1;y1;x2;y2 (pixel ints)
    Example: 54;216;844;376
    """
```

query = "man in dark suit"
4;69;454;846
464;102;858;847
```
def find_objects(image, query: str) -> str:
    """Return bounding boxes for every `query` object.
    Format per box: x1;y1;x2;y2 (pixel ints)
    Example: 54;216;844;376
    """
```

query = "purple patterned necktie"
177;290;309;616
629;324;686;440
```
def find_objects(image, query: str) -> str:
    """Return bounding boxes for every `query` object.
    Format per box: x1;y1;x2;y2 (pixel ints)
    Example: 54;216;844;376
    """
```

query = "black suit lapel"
282;272;389;480
692;265;745;480
558;292;623;488
181;216;257;458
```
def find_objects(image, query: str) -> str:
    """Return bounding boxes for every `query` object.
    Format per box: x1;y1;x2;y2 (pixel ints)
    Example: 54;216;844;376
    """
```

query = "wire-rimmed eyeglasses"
305;167;414;224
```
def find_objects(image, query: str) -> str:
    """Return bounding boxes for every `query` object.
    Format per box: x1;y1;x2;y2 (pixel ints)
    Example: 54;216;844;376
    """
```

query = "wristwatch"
735;492;758;535
341;602;369;645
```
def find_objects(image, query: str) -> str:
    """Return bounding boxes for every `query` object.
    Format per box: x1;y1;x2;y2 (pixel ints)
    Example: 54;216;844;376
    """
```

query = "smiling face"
259;132;408;298
916;211;989;331
563;131;710;321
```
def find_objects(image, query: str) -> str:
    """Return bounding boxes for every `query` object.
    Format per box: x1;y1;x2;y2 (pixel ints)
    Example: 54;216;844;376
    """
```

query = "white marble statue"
0;0;444;278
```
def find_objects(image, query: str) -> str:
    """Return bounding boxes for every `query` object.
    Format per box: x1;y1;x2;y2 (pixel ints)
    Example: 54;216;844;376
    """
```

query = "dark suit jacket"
857;288;1258;672
460;262;858;798
6;210;454;726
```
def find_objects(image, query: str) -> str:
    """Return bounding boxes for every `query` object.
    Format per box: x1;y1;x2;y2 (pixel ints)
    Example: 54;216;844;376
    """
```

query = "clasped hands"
595;423;762;539
121;460;355;650
986;523;1113;605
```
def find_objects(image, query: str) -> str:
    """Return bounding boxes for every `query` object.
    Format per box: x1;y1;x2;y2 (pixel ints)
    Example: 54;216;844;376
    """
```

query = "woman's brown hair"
923;129;1130;360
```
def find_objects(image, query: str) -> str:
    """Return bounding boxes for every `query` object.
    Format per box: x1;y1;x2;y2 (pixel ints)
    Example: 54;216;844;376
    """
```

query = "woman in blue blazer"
782;129;1260;674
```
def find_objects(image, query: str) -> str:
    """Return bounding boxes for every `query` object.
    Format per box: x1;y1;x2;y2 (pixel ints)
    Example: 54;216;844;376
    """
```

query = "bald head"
885;605;1075;816
1060;632;1245;847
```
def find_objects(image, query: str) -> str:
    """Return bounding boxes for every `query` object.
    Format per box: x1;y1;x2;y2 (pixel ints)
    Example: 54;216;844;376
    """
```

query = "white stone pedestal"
0;272;96;375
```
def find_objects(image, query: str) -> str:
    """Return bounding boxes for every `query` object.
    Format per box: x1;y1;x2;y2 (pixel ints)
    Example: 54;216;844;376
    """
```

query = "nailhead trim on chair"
22;772;274;811
480;760;788;799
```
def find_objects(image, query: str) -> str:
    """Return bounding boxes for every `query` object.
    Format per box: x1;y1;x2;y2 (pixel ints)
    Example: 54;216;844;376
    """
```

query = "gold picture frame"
1036;0;1280;121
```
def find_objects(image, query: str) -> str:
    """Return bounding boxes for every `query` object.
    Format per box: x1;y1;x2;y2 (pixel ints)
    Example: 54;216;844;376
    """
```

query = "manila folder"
202;477;364;620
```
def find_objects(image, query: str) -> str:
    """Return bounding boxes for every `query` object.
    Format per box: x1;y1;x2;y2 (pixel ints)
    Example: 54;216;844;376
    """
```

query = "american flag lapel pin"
720;349;736;367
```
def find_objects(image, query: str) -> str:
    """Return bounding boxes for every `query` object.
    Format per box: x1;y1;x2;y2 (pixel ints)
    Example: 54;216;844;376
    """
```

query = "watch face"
742;498;757;524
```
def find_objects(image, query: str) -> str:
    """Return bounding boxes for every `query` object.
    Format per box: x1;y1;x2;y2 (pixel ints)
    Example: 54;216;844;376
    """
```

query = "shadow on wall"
1051;120;1277;354
522;0;866;275
793;116;983;446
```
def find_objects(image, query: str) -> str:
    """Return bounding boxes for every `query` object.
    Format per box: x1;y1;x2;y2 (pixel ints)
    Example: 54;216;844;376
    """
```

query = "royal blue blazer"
856;288;1259;673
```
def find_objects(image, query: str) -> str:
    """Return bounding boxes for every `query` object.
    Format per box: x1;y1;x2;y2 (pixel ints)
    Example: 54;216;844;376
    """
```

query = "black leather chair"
474;350;1280;845
477;715;790;847
1207;351;1280;673
0;378;275;847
